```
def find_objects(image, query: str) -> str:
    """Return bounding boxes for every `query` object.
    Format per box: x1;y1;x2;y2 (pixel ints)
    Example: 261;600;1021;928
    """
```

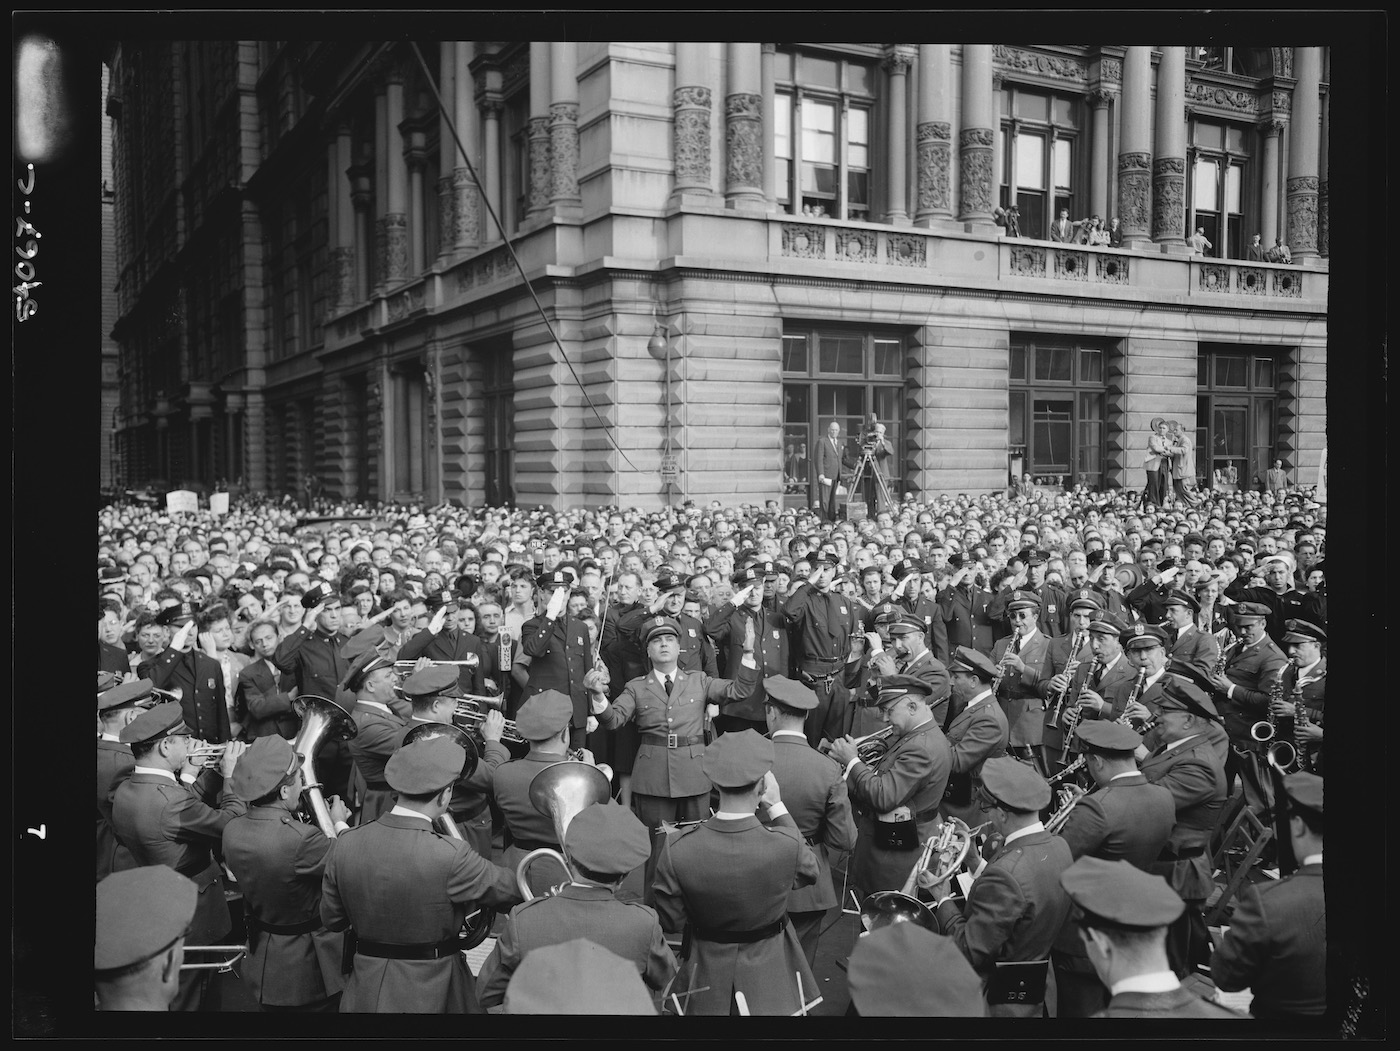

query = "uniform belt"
691;917;787;944
364;780;390;792
247;914;323;936
641;732;705;749
510;836;560;852
1158;846;1206;861
354;935;461;960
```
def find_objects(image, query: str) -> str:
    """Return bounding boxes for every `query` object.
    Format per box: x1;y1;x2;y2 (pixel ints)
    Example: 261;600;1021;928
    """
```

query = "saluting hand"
730;584;754;608
428;605;448;635
757;770;782;810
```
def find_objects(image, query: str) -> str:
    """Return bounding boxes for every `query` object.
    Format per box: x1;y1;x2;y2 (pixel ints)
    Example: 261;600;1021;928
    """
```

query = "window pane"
1253;356;1274;389
1215;355;1246;387
1014;92;1048;122
775;97;791;157
802;101;836;163
1226;125;1247;154
783;422;811;492
1195;158;1219;211
1194;123;1223;150
874;385;902;420
1079;348;1103;384
1016;133;1045;189
777;159;792;203
846;61;873;96
1032;399;1073;470
1033;345;1073;382
847;170;869;208
1198;355;1208;386
848;143;868;169
776;50;793;81
1010;344;1027;382
783;382;809;423
804;55;839;90
873;339;901;377
1226;164;1241;214
998;88;1010;115
818;335;864;375
1078;390;1104;421
782;334;809;374
1051;96;1077;128
1053;138;1071;190
848;106;868;146
1254;397;1273;447
1009;390;1026;446
802;164;838;196
1016;191;1045;238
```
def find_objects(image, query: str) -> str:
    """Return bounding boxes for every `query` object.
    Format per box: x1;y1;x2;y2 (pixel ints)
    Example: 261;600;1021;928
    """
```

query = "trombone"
178;943;249;973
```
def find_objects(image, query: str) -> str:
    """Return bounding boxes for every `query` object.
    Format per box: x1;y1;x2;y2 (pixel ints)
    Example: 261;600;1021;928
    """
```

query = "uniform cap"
948;646;998;682
886;615;926;637
1025;550;1048;567
1281;619;1326;644
228;734;299;801
1281;771;1323;816
154;605;189;628
809;548;840;567
1156;677;1220;723
537;569;573;591
762;675;818;711
1068;591;1105;614
871;603;903;628
1087;610;1130;637
1060;856;1184;929
701;728;774;789
1231;601;1271;622
873;674;934;707
849;924;986;1016
97;670;121;694
118;701;190;745
730;566;760;588
1007;590;1042;612
652;572;685;594
564;802;651;875
1120;623;1168;650
979;755;1051;812
892;558;924;581
385;736;466;795
1162;590;1200;614
423;588;459;612
400;664;461;699
99;678;155;713
1075;720;1142;754
505;939;655;1015
95;866;198;972
515;690;573;740
641;616;680;645
300;582;339;609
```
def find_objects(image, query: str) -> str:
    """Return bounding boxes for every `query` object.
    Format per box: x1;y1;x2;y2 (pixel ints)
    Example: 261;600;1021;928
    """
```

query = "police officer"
147;612;232;746
784;549;860;745
521;573;599;749
222;735;348;1011
702;567;790;736
397;588;488;697
272;582;352;799
95;866;198;1011
342;645;406;825
477;802;676;1011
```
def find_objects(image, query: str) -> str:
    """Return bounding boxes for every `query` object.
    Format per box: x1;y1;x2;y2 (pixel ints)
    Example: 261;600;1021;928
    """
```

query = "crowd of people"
94;477;1328;1018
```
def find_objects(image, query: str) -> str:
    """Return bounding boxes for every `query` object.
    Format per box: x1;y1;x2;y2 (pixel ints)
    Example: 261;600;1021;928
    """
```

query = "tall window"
1197;346;1279;491
480;342;515;507
1008;337;1108;489
782;326;905;508
775;49;876;220
390;365;427;499
1190;121;1250;259
1191;47;1273;77
1000;88;1082;237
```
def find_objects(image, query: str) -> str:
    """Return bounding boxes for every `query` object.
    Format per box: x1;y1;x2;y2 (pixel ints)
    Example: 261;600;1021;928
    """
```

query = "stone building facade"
108;42;1328;508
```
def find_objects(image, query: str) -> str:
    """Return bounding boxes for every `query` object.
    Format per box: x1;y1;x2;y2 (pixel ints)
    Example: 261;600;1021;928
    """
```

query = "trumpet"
822;724;895;764
393;657;480;670
178;943;249;973
185;742;228;767
451;701;527;745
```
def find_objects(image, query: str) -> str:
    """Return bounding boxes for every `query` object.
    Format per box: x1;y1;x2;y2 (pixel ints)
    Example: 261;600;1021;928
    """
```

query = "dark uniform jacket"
940;694;1009;827
237;657;300;741
347;700;406;824
493;749;573;883
938;583;998;656
1125;578;1177;627
320;812;522;1013
1168;623;1220;678
783;584;859;674
1097;985;1244;1018
601;602;649;696
895;593;950;665
653;812;819;1015
769;732;858;915
97;737;136;881
1278;657;1326;772
273;625;350;702
1057;772;1176;870
1223;581;1323;646
703;602;790;722
222;806;345;1006
1041;645;1119;760
99;639;131;676
398;626;487;697
112;769;248;944
598;664;758;798
148;646;232;744
392;719;509;841
521;612;592;730
991;581;1069;638
1139;734;1228;902
1215;635;1289;744
992;630;1051;747
475;883;677;1009
848;719;954;895
1210;861;1325;1017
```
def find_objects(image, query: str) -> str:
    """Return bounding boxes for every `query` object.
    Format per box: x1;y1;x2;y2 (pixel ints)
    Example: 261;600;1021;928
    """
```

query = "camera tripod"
845;442;894;520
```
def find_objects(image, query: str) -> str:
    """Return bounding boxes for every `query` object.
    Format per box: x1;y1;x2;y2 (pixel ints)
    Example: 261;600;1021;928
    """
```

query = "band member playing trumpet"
394;665;508;859
321;736;524;1013
342;644;407;825
923;757;1074;1017
940;648;1010;829
652;730;820;1015
222;735;349;1011
111;702;250;1011
827;675;953;902
477;802;677;1011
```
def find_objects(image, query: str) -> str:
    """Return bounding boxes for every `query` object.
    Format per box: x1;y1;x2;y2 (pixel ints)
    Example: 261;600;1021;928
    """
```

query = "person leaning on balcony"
1049;208;1087;243
1187;228;1212;256
1267;238;1291;264
1107;217;1123;248
993;205;1021;238
1246;233;1266;261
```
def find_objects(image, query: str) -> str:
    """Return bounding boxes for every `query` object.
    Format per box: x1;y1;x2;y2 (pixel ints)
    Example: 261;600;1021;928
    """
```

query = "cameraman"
858;418;893;518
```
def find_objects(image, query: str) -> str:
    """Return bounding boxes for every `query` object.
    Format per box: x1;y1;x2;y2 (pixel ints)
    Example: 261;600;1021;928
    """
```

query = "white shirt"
1015;627;1040;649
653;668;679;691
356;699;393;715
1143;668;1166;691
962;688;994;712
1109;769;1141;782
1163;732;1203;753
771;729;807;741
1296;658;1322;684
388;805;434;823
714;804;789;821
101;732;122;743
1300;852;1323;867
1100;653;1123;676
1003;821;1045;847
132;764;178;783
1111;971;1181;996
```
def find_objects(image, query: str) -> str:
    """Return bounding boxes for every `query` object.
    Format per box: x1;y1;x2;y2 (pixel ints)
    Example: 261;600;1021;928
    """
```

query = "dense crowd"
95;480;1328;1018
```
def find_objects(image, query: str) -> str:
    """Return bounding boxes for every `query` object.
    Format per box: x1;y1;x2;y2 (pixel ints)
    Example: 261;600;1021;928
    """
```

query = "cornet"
185;742;228;767
451;701;527;745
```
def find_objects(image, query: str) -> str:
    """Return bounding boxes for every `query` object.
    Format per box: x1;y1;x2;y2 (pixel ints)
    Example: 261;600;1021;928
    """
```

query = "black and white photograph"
11;9;1386;1037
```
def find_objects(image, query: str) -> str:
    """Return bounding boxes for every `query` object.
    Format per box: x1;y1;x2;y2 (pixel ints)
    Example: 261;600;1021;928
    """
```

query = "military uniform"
783;568;860;745
394;717;508;859
1057;772;1176;868
1168;623;1220;678
703;594;790;734
97;719;138;881
992;626;1051;750
347;698;405;824
939;688;1009;827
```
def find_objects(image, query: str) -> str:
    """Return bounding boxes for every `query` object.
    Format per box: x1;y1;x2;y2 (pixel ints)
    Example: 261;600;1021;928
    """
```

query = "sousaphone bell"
515;761;613;900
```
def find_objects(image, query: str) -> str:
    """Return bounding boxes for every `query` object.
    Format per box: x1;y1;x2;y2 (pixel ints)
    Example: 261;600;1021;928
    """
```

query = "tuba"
290;695;358;839
859;816;983;934
515;761;614;900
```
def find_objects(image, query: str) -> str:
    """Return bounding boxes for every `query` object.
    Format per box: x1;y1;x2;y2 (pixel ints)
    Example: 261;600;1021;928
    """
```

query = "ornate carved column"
1259;119;1285;247
1088;88;1114;220
957;44;995;226
1287;46;1322;261
1318;76;1328;257
527;42;552;218
549;41;581;212
1151;46;1187;247
453;42;481;252
672;42;714;202
725;42;764;210
436;42;457;261
348;156;373;302
481;96;503;242
403;116;428;274
384;63;409;283
333;122;355;309
760;43;777;209
373;77;389;292
882;46;914;225
914;44;952;225
1117;46;1153;248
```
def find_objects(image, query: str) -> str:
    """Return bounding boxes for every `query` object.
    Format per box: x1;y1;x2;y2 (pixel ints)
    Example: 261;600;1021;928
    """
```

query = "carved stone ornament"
836;228;876;261
916;130;951;213
437;175;456;251
1286;177;1319;253
1152;158;1186;240
1273;47;1293;79
1101;57;1122;84
1318;180;1328;257
386;284;424;322
1272;269;1302;297
1198;264;1230;292
993;45;1088;83
1184;80;1258;115
1053;249;1090;281
374;219;389;285
781;223;826;259
725;92;763;192
1271;90;1292;115
528;116;551;213
549;101;580;202
673;85;713;187
1235;266;1267;295
1095;254;1129;284
881;47;915;75
959;142;994;216
1117;152;1152;236
886;233;927;266
332;246;355;308
1088;88;1115;108
384;213;409;282
1009;245;1046;276
453;167;479;245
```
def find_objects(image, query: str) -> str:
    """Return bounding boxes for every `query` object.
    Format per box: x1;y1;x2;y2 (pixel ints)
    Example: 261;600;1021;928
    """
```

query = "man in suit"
147;613;232;746
477;802;676;1010
1139;680;1228;979
1211;772;1326;1018
522;573;602;749
197;603;251;740
272;582;353;799
1049;208;1085;243
703;568;790;736
590;615;758;905
342;646;406;826
652;730;820;1015
222;735;349;1011
991;590;1052;767
97;679;155;880
321;736;524;1013
928;757;1074;1017
938;557;997;657
827;675;954;900
783;549;860;745
763;676;858;965
1163;591;1220;677
1060;857;1242;1019
111;702;250;1011
1206;601;1288;810
398;589;488;697
940;647;1009;828
815;421;844;521
237;618;301;741
94;866;199;1012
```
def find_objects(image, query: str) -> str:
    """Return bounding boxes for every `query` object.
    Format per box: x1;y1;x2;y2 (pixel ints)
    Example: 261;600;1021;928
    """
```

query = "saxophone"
1212;628;1235;678
1251;668;1283;745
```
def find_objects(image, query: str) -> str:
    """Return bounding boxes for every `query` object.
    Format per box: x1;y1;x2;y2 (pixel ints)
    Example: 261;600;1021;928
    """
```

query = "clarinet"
1060;655;1104;764
1115;667;1149;729
1290;662;1314;773
991;636;1020;695
1049;631;1088;728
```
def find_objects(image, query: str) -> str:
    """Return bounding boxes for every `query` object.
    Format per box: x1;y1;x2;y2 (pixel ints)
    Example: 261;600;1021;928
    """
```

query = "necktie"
664;675;674;697
1089;663;1103;689
1012;634;1022;656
